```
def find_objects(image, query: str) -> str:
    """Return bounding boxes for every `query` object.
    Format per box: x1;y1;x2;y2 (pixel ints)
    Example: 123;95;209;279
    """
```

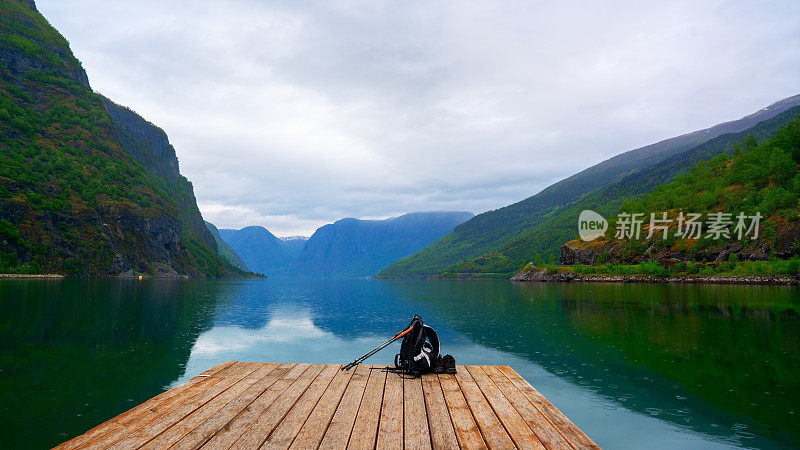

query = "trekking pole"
341;324;414;371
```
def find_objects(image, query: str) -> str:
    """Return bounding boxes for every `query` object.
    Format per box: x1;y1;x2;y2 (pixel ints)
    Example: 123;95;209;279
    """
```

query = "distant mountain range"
291;212;474;277
205;222;248;271
217;226;298;276
380;94;800;278
219;212;473;278
280;236;309;242
278;236;308;261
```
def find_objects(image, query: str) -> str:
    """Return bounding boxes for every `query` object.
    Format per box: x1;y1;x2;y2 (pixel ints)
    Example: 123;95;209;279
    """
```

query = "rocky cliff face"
98;203;184;277
0;0;236;277
0;2;89;86
102;97;181;182
102;95;219;257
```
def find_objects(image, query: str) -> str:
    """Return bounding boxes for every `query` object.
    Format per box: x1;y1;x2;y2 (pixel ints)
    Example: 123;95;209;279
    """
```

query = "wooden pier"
57;362;599;449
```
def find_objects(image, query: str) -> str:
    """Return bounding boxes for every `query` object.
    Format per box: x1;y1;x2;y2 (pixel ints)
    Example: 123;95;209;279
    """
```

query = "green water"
0;279;798;449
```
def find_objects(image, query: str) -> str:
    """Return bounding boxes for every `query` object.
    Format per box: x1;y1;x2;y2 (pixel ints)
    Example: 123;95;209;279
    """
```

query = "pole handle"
392;324;413;340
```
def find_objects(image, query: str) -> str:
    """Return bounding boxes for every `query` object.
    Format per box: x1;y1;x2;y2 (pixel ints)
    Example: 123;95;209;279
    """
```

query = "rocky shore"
510;266;800;285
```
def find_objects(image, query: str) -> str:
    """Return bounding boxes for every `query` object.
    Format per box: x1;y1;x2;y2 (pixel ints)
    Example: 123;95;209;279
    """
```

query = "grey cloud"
36;0;800;235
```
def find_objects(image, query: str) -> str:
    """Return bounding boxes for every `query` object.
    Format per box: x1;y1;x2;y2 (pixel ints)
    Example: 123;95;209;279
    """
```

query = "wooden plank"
54;361;237;450
202;363;310;448
140;363;279;448
74;362;247;448
404;375;432;450
260;364;340;449
110;362;261;448
467;365;544;449
317;364;371;449
231;364;326;448
376;370;403;450
289;365;355;450
482;365;572;450
58;363;597;450
454;366;516;449
438;374;487;449
171;363;294;449
421;374;459;450
200;361;239;377
497;365;600;450
347;367;387;450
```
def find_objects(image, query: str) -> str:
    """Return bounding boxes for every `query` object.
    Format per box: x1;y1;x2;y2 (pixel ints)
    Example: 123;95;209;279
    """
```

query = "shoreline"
0;274;65;279
0;273;263;280
509;267;800;285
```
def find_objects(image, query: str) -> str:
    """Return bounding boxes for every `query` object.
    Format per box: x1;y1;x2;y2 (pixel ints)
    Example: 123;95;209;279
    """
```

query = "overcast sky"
37;0;800;236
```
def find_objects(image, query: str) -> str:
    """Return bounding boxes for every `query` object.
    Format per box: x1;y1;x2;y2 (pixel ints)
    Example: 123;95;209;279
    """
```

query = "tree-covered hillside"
551;117;800;278
626;120;799;226
380;96;800;278
0;0;242;276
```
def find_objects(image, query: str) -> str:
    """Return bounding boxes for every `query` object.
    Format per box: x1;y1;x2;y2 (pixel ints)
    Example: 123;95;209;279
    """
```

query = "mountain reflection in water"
1;279;797;449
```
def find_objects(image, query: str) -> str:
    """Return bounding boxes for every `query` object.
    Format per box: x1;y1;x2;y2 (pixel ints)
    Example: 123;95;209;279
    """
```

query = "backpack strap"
397;316;423;371
408;317;426;358
411;325;440;371
412;343;431;368
422;325;440;360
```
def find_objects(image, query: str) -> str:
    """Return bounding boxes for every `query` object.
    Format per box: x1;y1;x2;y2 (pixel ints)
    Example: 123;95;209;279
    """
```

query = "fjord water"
0;280;798;449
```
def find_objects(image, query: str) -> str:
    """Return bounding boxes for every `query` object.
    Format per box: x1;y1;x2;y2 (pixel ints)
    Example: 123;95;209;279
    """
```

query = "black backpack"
394;315;440;377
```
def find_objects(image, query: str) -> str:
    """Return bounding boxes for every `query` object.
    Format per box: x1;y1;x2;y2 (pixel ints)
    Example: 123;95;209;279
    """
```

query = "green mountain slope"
380;95;800;278
627;118;800;220
0;0;241;277
548;117;800;278
448;106;800;276
205;221;248;271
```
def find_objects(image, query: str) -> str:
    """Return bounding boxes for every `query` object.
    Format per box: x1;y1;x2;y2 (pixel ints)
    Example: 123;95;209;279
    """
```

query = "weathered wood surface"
57;363;599;449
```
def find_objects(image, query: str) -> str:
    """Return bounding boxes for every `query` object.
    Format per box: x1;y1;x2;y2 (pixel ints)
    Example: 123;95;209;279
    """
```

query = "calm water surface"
0;279;798;449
